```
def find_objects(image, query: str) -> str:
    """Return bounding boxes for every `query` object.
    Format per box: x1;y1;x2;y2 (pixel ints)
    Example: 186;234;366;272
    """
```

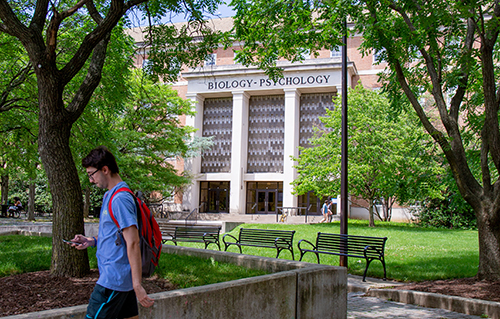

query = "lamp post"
340;18;348;267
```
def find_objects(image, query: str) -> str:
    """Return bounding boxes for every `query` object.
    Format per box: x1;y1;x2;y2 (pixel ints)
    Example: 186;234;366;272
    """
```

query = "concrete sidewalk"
348;275;499;319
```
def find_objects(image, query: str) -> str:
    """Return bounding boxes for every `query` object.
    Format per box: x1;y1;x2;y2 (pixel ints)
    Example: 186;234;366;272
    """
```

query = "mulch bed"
0;270;176;317
394;277;500;303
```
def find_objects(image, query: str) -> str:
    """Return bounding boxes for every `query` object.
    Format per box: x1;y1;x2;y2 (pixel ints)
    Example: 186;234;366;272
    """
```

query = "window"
205;53;216;66
299;48;310;60
331;47;341;58
373;48;386;63
142;58;153;75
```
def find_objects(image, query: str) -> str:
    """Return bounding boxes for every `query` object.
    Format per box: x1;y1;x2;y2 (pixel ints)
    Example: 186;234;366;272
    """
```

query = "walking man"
68;146;154;318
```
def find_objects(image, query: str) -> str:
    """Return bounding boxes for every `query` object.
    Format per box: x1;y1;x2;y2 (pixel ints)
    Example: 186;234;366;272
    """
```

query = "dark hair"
82;146;120;174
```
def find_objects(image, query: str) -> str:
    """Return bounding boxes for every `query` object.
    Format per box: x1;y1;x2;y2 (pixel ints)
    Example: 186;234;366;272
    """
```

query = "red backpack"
108;187;162;277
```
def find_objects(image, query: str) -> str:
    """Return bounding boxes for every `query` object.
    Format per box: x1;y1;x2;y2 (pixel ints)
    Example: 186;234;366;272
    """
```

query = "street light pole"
340;18;348;267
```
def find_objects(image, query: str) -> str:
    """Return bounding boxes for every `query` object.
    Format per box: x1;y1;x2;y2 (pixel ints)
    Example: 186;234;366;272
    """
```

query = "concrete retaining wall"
0;223;99;237
3;245;347;319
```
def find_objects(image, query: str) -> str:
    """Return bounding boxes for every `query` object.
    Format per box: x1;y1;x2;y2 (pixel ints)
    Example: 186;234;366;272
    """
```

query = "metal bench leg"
299;251;305;261
382;259;387;281
224;244;242;254
362;259;373;282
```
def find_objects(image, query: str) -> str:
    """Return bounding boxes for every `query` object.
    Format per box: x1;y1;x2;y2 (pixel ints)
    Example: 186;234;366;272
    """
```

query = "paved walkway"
348;292;483;319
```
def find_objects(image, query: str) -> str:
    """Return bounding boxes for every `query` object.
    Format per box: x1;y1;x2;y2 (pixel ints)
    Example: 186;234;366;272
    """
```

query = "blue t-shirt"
96;181;138;292
322;203;328;214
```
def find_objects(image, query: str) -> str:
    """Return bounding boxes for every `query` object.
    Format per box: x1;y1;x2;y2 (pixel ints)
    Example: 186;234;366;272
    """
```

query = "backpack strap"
108;187;135;230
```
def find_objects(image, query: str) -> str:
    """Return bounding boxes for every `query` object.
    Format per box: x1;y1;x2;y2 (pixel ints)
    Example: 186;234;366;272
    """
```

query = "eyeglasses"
87;169;99;180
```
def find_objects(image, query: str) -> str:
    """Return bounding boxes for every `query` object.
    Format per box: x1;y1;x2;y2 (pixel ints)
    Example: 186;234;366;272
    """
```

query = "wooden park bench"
161;224;221;250
298;232;387;281
223;228;296;260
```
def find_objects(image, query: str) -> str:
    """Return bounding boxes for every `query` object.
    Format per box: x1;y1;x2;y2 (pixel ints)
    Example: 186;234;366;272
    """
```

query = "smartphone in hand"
62;239;82;246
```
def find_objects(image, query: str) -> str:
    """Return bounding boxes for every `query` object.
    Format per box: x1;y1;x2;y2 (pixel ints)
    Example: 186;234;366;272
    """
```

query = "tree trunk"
476;204;500;280
84;186;90;219
28;178;36;221
1;173;8;204
28;179;35;220
38;82;89;277
368;200;375;227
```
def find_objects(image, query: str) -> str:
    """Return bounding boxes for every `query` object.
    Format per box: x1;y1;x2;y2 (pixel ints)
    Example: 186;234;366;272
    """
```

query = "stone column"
283;89;301;209
184;93;205;212
230;91;250;214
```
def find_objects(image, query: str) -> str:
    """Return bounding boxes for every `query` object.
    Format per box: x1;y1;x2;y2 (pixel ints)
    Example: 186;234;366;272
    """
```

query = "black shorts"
86;284;138;319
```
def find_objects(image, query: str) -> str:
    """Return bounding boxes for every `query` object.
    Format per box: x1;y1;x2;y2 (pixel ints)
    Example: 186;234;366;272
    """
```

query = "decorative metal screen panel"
299;93;335;149
247;96;285;173
201;98;233;173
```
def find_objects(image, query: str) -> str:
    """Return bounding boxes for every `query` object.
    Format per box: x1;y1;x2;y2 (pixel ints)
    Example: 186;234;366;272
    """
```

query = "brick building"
127;18;414;222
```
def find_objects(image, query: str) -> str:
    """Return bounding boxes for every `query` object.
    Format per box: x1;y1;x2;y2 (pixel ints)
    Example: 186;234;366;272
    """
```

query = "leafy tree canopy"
293;85;444;224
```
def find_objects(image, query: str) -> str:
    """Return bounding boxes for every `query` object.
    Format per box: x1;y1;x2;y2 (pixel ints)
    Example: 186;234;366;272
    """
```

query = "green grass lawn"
0;235;268;288
165;219;479;282
0;220;479;283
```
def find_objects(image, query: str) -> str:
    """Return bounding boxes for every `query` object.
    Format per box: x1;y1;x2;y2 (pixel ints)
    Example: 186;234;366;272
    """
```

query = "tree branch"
46;0;93;60
481;138;492;195
0;125;36;138
65;32;111;123
479;1;500;175
30;0;50;34
58;0;126;86
0;99;31;112
124;0;148;12
388;3;452;131
0;61;34;112
391;58;481;201
0;0;31;37
86;0;104;24
449;17;475;121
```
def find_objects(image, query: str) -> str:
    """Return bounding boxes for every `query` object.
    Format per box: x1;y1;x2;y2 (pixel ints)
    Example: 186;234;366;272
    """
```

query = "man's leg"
117;288;139;319
86;285;138;319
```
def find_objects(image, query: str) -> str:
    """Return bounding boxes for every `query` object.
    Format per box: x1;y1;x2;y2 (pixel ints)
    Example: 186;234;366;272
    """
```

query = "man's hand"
69;234;94;250
134;285;154;308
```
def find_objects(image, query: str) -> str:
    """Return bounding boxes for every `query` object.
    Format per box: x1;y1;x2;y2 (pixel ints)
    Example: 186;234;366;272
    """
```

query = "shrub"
417;190;476;229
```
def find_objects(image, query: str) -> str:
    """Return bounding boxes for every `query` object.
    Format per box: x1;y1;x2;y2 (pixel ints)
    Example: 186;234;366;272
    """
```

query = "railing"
184;203;205;225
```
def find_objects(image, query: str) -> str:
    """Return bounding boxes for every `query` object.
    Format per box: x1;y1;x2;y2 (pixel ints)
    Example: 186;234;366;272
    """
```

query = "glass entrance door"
200;181;229;213
246;182;283;214
208;188;229;213
256;190;277;214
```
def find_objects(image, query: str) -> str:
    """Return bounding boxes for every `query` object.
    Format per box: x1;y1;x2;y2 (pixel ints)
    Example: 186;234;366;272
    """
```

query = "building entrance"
256;190;277;214
246;182;283;214
200;181;229;213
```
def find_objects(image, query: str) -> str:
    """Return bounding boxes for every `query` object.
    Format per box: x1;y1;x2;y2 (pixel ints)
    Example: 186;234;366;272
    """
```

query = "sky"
170;2;235;23
128;2;236;27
